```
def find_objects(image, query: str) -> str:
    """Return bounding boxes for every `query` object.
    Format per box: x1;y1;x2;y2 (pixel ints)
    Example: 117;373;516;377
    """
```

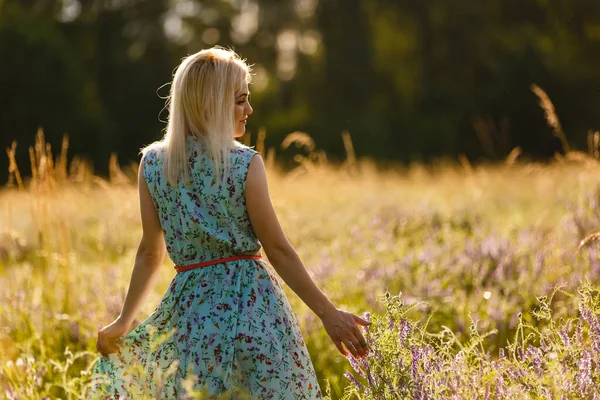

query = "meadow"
2;130;600;399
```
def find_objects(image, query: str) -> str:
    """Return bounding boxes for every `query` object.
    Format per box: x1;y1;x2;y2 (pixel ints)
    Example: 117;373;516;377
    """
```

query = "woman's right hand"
96;317;130;357
319;307;372;359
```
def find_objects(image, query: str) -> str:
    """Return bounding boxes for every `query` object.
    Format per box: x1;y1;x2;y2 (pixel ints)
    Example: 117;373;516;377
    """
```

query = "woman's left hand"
96;318;130;357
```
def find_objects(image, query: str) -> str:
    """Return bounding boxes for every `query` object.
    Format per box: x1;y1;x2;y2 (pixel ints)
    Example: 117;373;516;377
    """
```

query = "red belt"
174;254;263;273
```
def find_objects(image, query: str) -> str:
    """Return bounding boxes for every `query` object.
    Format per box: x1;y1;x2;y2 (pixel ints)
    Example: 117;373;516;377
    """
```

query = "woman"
90;47;371;399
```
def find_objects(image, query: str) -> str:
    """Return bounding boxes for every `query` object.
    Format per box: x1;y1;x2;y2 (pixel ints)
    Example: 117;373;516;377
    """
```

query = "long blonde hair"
142;47;252;187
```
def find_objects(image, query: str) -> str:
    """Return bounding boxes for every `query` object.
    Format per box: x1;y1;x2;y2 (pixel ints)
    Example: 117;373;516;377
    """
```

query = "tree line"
1;0;599;181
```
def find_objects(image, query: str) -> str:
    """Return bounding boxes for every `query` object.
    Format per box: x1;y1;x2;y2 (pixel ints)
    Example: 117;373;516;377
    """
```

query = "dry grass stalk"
129;161;139;179
293;154;313;171
285;155;313;178
265;147;276;171
91;176;111;189
34;128;46;173
109;153;129;185
36;129;48;186
56;134;69;182
45;143;55;177
316;149;328;166
6;141;24;189
5;131;76;190
565;151;597;166
589;130;600;159
28;146;38;187
45;142;56;190
505;146;522;166
281;131;316;153
25;128;59;190
531;84;570;154
578;232;600;252
69;155;88;183
341;130;356;168
341;130;359;176
458;154;473;174
256;127;266;157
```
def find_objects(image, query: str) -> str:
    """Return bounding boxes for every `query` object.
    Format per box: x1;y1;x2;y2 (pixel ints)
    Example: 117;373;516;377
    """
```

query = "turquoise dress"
90;135;322;399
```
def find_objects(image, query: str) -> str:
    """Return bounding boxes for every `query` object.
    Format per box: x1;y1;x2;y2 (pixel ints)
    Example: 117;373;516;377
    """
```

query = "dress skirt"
89;259;322;399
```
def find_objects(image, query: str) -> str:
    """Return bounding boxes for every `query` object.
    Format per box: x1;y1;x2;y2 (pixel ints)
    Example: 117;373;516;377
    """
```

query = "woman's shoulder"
139;143;166;181
141;142;166;162
232;140;256;152
232;141;259;160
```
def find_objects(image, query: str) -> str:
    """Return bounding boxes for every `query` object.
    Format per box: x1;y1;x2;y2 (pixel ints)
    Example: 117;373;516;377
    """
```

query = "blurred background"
4;2;600;398
1;0;600;181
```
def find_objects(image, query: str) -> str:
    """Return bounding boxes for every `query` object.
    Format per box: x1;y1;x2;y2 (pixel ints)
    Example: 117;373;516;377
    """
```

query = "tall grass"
3;125;600;398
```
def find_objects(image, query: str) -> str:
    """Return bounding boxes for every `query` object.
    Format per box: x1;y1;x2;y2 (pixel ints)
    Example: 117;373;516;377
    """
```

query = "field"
2;133;600;398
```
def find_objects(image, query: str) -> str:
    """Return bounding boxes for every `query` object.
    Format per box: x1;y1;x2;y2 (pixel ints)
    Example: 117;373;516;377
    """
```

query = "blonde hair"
141;47;252;187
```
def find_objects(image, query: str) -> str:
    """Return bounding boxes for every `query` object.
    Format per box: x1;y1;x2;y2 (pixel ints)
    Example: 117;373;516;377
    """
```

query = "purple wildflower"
575;323;583;346
385;378;394;394
483;383;490;400
516;347;525;362
344;372;363;390
388;317;395;330
577;350;592;396
398;318;412;344
495;373;505;399
359;355;375;387
557;329;571;348
346;353;365;378
411;345;421;379
410;345;427;399
526;345;543;376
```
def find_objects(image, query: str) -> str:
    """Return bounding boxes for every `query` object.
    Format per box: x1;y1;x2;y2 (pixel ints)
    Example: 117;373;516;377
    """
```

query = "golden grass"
4;122;600;398
531;83;570;154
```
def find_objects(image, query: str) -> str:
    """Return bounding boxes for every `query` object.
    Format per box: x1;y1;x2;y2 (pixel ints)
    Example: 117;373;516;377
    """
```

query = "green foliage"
3;0;600;182
338;280;600;399
0;1;98;157
3;159;600;398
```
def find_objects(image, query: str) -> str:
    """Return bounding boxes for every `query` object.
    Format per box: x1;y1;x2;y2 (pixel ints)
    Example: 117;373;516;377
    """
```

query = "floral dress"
89;135;322;399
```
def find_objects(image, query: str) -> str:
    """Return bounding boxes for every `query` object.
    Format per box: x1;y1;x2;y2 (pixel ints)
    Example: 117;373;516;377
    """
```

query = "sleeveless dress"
89;135;323;399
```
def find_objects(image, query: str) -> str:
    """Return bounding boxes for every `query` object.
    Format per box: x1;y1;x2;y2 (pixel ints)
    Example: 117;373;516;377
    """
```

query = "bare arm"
117;159;167;326
96;157;166;356
245;154;337;318
245;154;371;359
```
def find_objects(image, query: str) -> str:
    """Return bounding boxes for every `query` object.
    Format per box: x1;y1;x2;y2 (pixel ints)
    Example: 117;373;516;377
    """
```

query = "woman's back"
92;47;366;400
91;134;323;399
143;135;261;266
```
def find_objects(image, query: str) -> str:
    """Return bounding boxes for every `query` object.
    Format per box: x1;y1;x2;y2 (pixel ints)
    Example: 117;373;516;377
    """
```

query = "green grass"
2;157;600;399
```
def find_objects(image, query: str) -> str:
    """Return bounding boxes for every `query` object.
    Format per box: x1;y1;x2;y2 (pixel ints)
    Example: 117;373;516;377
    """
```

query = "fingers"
343;336;369;359
97;339;108;357
334;341;348;357
97;342;118;357
349;315;370;356
353;314;372;326
97;332;119;357
354;336;368;357
342;338;359;358
352;327;369;352
96;343;109;358
325;310;372;359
